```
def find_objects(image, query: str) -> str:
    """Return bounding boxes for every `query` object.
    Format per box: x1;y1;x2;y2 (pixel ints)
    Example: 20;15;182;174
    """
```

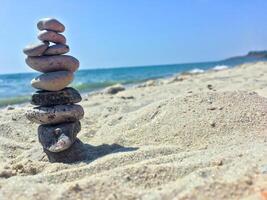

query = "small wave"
189;68;205;74
72;78;152;92
212;65;229;71
71;81;118;92
0;96;30;107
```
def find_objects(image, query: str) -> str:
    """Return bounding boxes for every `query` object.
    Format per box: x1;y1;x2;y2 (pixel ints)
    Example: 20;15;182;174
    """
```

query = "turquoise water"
0;57;266;107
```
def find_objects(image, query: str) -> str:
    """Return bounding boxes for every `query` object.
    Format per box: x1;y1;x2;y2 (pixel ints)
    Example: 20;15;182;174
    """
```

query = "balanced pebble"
38;121;81;152
23;42;49;56
37;18;65;33
38;30;66;44
26;55;79;73
44;44;69;55
31;87;82;106
26;104;84;125
31;71;73;91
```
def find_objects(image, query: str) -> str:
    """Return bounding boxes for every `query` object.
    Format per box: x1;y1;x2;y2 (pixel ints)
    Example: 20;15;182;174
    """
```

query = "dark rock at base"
44;139;87;163
31;87;82;106
38;121;81;152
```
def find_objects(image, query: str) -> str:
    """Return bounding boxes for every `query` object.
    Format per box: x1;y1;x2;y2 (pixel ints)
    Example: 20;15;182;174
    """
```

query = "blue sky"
0;0;266;74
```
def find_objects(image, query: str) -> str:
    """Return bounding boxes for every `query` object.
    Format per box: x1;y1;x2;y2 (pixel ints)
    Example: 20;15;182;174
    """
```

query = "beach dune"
0;62;267;199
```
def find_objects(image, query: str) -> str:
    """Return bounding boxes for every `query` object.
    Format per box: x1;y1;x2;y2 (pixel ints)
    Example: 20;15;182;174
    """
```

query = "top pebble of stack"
37;18;65;33
23;18;79;91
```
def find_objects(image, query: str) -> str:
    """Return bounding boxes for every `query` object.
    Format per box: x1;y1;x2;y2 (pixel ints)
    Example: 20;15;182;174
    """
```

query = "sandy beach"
0;61;267;199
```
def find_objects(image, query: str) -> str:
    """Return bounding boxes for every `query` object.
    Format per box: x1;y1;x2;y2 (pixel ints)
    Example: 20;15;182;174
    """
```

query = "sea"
0;57;266;107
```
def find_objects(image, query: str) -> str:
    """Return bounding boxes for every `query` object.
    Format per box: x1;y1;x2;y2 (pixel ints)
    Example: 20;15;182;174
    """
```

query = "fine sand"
0;62;267;200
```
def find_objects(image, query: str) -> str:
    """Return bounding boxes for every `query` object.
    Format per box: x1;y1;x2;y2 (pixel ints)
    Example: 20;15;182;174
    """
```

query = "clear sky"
0;0;266;74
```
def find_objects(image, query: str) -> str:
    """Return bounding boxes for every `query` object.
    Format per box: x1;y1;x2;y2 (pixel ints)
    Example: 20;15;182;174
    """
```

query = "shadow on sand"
44;139;138;163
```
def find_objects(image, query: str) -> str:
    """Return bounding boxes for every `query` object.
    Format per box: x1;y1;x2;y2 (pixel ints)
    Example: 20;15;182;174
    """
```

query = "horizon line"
0;58;224;76
1;49;259;75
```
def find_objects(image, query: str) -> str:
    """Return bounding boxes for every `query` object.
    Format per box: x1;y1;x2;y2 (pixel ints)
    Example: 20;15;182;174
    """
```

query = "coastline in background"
1;55;267;107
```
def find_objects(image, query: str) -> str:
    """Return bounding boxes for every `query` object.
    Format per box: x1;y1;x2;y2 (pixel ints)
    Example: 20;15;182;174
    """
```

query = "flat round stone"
38;121;81;152
31;87;82;106
26;104;84;125
44;44;69;55
26;55;79;73
38;30;66;44
44;139;87;163
31;71;73;91
23;42;49;56
37;18;65;33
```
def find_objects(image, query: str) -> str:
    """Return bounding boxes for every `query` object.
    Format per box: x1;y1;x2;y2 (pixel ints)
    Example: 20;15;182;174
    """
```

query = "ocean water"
0;57;266;107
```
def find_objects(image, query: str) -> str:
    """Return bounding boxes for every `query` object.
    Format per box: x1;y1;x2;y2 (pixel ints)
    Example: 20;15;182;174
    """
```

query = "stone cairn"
23;18;85;163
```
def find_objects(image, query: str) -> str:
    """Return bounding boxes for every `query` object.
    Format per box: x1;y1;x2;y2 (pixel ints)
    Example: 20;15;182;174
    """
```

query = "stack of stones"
23;18;85;163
